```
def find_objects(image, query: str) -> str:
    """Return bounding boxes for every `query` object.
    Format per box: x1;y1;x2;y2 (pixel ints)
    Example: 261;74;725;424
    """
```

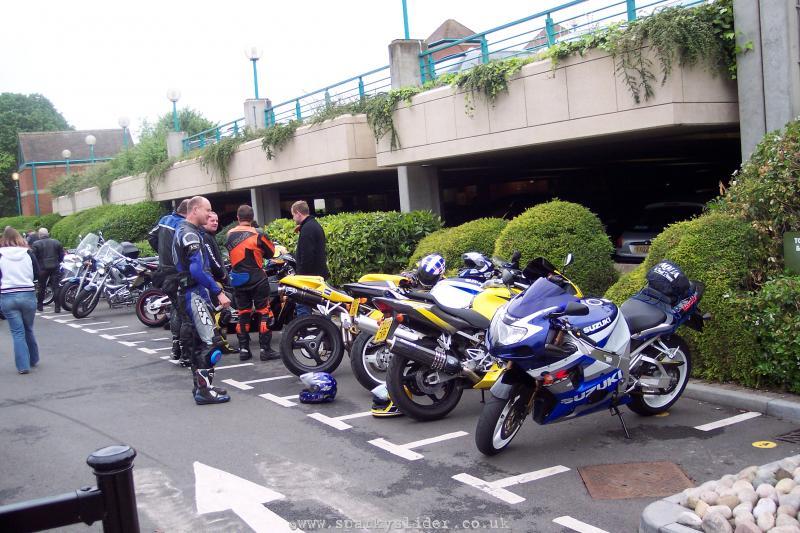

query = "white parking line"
102;331;148;339
70;321;111;329
369;431;468;461
54;317;80;323
85;326;128;333
39;315;55;319
553;516;609;533
307;411;372;430
159;355;181;365
214;363;254;371
118;340;146;347
151;337;169;341
260;394;298;407
221;375;293;391
695;411;762;432
452;466;570;505
138;347;158;355
150;347;173;352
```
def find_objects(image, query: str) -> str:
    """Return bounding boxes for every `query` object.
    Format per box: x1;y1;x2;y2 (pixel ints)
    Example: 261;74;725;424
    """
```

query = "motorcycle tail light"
395;314;405;324
374;300;393;313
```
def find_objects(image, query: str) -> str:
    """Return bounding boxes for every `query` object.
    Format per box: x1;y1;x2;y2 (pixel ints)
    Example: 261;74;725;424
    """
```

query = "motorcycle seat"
620;298;667;334
432;299;491;330
407;290;435;303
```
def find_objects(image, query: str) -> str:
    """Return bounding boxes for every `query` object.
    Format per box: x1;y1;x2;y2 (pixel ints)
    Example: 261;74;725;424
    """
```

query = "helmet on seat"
298;372;337;403
458;252;494;281
417;253;446;288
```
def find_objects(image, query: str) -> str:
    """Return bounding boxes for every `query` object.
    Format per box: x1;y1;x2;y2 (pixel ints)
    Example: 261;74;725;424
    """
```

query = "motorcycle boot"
171;336;182;360
370;384;403;417
192;366;228;396
259;331;280;361
236;311;252;361
193;369;230;405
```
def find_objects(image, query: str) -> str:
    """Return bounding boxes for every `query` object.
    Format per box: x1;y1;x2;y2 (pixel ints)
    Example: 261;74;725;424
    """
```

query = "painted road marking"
151;347;173;352
369;431;468;461
85;326;128;333
138;347;158;355
101;331;147;339
308;411;372;430
452;465;570;504
70;321;110;328
158;356;180;365
39;315;55;319
553;516;609;533
118;340;146;347
260;394;298;407
695;411;762;432
151;337;169;341
214;363;254;371
54;317;80;323
221;375;293;391
753;441;778;448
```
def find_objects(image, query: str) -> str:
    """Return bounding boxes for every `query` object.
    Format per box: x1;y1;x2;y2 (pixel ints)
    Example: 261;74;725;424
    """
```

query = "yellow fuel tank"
279;275;353;303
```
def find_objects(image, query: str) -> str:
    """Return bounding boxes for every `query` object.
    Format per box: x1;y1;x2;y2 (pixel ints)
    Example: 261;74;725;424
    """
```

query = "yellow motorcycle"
375;256;581;421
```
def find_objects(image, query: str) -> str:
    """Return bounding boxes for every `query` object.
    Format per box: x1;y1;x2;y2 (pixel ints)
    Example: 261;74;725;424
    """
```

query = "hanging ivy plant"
261;121;300;160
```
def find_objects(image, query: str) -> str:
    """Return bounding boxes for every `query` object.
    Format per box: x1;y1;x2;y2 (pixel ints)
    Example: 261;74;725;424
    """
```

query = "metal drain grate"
776;429;800;444
579;461;694;500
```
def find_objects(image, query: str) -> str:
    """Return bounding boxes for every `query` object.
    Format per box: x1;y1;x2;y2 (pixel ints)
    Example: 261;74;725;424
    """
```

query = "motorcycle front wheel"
72;289;100;319
385;354;464;421
475;388;531;456
349;332;392;391
279;315;344;376
59;281;79;312
135;288;170;327
42;285;54;305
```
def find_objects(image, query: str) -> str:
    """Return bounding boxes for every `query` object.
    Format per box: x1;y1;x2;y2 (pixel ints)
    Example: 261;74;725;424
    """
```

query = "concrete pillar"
166;131;187;159
734;0;800;159
389;39;426;89
243;98;273;131
250;186;281;226
398;166;440;215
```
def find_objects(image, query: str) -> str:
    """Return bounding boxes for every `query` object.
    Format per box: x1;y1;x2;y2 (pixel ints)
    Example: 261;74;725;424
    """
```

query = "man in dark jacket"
291;200;329;316
147;199;189;360
31;228;64;312
202;211;227;285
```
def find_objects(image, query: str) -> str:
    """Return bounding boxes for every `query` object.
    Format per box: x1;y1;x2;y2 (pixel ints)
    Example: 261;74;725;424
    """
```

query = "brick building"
16;129;132;215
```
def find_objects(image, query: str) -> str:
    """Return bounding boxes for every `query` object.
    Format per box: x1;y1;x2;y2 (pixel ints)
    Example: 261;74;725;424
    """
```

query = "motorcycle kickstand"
611;405;631;440
480;390;485;404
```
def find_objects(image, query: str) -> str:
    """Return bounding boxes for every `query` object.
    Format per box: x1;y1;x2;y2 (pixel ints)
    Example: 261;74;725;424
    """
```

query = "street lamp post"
85;135;97;163
402;0;410;39
245;46;262;100
11;172;20;215
167;89;181;132
118;117;130;149
61;149;72;175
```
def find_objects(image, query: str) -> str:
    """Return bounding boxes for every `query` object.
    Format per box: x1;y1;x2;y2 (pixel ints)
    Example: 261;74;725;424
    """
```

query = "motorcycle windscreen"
506;277;573;319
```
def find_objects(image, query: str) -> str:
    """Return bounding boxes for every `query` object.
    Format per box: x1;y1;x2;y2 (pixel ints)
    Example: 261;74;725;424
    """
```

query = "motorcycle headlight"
489;307;543;346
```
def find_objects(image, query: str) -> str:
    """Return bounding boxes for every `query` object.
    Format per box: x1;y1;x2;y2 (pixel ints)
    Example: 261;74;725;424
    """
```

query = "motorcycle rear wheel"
279;315;344;376
475;388;531;456
386;354;464;421
136;288;169;327
59;281;79;312
72;289;100;319
42;285;54;305
628;334;692;416
349;332;391;391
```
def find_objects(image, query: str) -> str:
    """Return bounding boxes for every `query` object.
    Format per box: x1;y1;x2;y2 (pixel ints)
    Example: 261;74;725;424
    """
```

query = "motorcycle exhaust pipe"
387;337;462;375
279;286;329;308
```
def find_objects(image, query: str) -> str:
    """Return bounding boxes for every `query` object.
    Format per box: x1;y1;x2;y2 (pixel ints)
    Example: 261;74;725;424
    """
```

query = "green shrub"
264;218;298;251
714;119;800;282
493;200;617;296
51;205;117;247
216;220;239;248
604;264;647;305
134;240;156;258
637;213;762;385
408;217;508;274
0;213;62;233
50;202;165;248
746;275;800;392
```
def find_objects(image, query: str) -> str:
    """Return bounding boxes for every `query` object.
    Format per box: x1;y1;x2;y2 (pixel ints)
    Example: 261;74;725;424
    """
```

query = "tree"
0;93;72;215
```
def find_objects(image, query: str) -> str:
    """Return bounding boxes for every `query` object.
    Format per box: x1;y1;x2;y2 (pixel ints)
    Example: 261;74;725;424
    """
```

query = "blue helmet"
299;372;337;403
417;253;446;288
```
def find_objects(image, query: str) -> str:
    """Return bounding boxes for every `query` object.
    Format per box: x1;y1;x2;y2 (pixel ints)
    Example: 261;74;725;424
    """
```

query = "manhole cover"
578;461;693;499
776;429;800;444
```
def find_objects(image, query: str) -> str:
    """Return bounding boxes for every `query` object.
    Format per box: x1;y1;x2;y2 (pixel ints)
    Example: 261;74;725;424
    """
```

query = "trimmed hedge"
51;202;166;248
265;211;441;285
493;200;617;296
746;275;800;392
0;214;63;233
408;217;508;273
134;240;156;258
605;213;763;386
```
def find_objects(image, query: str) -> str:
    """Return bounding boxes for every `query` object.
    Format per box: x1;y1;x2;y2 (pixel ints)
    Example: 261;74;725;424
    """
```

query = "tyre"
628;334;692;416
475;388;532;456
279;315;344;376
385;353;464;422
72;289;100;319
136;288;170;328
59;281;79;312
42;285;54;305
349;332;392;391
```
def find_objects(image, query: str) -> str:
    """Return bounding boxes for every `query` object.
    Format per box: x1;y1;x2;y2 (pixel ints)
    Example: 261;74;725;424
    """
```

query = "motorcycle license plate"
349;299;360;317
374;318;393;343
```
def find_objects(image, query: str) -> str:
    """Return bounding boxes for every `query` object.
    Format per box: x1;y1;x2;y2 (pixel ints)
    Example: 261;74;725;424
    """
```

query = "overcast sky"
1;0;617;139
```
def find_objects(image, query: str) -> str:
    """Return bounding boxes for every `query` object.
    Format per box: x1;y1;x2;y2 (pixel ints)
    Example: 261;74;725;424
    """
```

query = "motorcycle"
374;256;581;421
72;241;157;318
473;260;708;456
57;232;104;312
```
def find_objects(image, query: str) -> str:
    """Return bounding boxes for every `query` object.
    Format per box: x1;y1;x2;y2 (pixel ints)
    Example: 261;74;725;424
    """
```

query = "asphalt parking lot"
2;303;800;532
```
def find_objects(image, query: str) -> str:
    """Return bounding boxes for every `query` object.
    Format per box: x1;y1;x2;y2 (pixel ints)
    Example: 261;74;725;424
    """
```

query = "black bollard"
86;445;140;533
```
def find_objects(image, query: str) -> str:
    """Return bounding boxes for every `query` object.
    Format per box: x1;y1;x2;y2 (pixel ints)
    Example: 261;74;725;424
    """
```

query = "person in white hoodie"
0;226;40;374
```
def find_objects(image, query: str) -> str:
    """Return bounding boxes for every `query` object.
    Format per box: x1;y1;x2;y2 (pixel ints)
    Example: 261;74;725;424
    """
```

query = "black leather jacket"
32;238;64;271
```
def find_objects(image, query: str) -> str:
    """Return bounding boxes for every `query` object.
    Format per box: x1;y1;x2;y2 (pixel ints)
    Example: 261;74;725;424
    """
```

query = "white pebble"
754;497;777;517
778;504;800;516
695;500;710;518
733;502;753;517
757;483;778;500
701;491;720;505
733;480;754;491
778;479;798;494
676;511;702;529
756;511;775;531
776;513;800;529
706;505;733;519
701;511;732;533
737;490;758;506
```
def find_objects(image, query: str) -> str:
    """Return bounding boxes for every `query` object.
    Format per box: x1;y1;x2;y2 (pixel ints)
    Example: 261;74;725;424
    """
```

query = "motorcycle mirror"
564;301;589;316
501;269;514;285
511;250;521;265
564;253;574;267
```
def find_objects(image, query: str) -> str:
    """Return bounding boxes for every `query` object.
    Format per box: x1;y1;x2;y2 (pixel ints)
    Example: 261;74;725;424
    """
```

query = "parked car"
615;202;705;262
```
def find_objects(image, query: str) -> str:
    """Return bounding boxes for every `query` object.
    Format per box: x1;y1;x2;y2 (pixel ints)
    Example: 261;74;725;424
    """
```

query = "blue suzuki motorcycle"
475;259;708;456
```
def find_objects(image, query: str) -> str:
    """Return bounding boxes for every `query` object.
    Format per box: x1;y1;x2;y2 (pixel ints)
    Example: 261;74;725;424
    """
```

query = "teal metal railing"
419;0;705;83
183;118;245;153
19;158;113;216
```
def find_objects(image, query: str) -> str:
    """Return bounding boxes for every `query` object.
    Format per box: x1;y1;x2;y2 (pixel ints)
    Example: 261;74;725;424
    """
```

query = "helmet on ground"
417;253;446;288
458;252;494;281
370;384;403;417
298;372;337;403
